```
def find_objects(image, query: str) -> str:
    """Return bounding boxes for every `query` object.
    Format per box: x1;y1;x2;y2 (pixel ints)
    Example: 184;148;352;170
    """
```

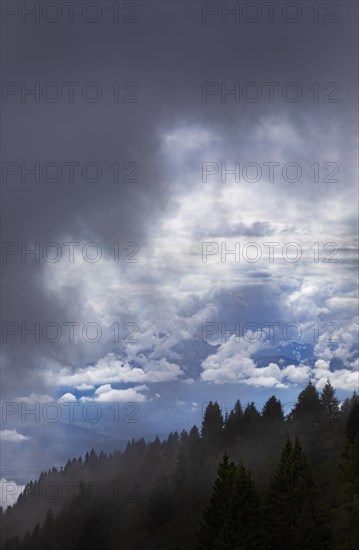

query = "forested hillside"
1;381;358;550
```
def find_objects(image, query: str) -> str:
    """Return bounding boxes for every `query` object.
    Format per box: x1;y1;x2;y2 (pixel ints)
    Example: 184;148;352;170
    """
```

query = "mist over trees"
1;381;358;550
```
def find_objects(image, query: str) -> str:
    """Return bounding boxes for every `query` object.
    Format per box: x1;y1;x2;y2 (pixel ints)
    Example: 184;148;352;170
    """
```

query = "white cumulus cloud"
0;429;30;442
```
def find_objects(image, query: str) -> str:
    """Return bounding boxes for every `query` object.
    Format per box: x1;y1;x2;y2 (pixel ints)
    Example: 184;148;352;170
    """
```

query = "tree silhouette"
321;380;340;424
224;462;263;549
262;395;284;423
201;401;224;449
223;399;243;444
197;453;236;549
266;437;328;549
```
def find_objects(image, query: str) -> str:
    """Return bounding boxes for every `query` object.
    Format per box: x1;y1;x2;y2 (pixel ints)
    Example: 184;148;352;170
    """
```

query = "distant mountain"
170;337;219;378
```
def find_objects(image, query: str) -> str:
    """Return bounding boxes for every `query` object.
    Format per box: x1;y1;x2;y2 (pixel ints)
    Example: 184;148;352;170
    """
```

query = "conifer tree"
262;395;284;423
224;462;263;549
291;381;322;425
223;399;243;443
292;381;322;426
345;399;359;443
332;398;359;549
266;437;328;549
320;380;340;423
197;454;236;549
201;401;224;448
242;402;261;435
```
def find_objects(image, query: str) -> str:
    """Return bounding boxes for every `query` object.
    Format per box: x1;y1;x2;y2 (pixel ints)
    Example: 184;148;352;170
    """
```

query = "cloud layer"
2;3;357;417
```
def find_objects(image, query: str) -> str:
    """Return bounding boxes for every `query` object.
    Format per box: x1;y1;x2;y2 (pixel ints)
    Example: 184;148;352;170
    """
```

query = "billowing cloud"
46;352;183;387
200;332;357;391
79;384;148;403
312;359;359;391
0;429;30;442
58;393;77;403
200;334;310;386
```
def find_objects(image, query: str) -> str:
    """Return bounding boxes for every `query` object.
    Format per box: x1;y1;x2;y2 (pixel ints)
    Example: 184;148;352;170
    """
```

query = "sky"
0;0;358;489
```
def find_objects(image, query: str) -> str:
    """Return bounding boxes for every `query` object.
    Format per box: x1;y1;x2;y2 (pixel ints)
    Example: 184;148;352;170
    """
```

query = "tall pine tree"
262;395;284;423
266;437;328;549
197;454;235;550
320;380;340;424
224;462;263;549
201;402;224;449
332;398;359;549
223;399;243;444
